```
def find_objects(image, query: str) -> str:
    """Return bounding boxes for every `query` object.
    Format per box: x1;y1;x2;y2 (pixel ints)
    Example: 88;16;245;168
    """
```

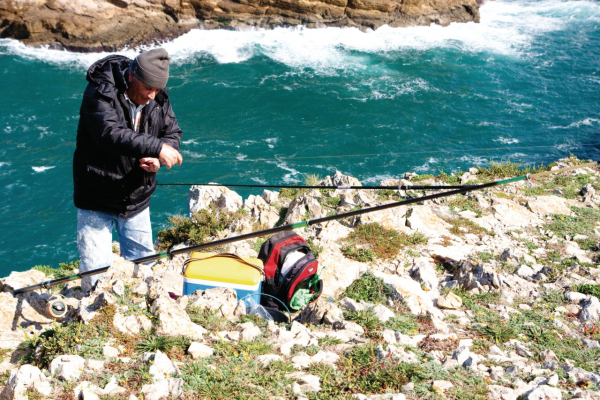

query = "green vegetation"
341;271;393;303
445;217;491;237
476;160;549;181
157;206;249;250
545;207;600;251
341;222;428;262
577;284;600;298
33;260;79;279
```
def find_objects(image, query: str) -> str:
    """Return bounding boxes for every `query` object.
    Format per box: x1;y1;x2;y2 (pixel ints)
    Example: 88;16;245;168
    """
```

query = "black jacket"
73;55;182;218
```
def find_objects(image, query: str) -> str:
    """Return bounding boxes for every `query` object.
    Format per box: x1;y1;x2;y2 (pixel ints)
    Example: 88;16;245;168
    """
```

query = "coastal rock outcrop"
0;0;480;52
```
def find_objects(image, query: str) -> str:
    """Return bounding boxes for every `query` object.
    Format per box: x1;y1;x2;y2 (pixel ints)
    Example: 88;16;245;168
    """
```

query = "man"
73;48;183;293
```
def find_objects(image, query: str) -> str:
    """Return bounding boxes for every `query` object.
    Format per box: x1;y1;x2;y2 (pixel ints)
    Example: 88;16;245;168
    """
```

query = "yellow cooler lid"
185;252;263;286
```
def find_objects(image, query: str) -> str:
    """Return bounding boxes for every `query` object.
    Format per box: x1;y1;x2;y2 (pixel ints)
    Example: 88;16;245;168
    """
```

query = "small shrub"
342;222;428;261
383;314;419;334
342;271;393;303
340;245;374;262
578;284;600;298
343;309;381;331
157;206;249;250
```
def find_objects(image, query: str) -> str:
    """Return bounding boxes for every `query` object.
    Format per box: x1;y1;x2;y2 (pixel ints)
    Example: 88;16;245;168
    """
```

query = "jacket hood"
86;54;168;104
86;55;131;98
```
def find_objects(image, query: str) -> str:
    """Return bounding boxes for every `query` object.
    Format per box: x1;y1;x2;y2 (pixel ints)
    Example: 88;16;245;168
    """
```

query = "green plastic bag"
289;266;324;311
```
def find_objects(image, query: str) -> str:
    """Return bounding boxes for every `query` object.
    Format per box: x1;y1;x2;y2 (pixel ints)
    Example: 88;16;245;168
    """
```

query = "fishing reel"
45;294;68;319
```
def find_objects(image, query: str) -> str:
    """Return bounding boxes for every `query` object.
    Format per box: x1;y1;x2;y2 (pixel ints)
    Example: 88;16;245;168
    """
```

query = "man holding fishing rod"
73;48;183;294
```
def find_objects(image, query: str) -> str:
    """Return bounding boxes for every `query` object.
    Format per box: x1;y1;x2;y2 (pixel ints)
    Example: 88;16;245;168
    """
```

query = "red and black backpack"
257;230;323;311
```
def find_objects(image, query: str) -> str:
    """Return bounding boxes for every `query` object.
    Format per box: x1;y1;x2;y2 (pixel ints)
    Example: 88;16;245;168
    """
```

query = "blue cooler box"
183;252;263;304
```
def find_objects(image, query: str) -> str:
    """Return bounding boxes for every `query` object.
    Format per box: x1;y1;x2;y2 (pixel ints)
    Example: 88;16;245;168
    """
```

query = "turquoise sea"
0;0;599;275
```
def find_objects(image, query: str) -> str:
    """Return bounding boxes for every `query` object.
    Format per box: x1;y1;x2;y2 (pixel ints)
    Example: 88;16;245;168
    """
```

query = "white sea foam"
549;118;600;130
32;166;55;173
494;137;520;144
460;155;488;165
2;0;597;70
268;161;302;183
182;139;199;145
181;150;206;158
0;162;10;167
250;177;268;184
362;174;395;184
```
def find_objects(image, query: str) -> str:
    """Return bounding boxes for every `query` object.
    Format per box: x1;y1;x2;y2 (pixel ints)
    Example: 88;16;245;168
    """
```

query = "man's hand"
140;157;160;172
158;144;183;169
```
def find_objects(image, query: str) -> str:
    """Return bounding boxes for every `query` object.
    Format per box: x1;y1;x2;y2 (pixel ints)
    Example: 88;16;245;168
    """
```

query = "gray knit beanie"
130;48;170;89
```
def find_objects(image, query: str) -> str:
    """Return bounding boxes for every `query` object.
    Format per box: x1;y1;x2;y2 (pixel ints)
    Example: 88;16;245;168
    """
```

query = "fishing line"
178;142;600;164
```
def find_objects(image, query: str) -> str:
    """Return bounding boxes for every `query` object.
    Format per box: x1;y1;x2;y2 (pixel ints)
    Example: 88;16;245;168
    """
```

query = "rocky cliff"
0;0;480;52
1;157;599;399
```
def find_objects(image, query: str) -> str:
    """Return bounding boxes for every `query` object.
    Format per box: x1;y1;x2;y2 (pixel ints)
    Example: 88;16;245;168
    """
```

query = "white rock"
188;287;239;319
432;380;454;394
286;372;321;392
113;312;152;336
239;324;262;342
151;295;206;340
49;355;85;381
261;190;279;204
410;258;439;291
437;292;463;309
372;304;395;323
187;342;213;359
373;272;434;316
580;295;600;322
516;265;535;279
527;196;573;216
526;384;562;400
488;384;518;400
546;374;559;387
406;206;452;238
0;365;47;400
141;379;170;400
311;351;340;367
103;345;120;358
257;354;283;367
298;299;344;325
149;350;180;382
188;185;243;215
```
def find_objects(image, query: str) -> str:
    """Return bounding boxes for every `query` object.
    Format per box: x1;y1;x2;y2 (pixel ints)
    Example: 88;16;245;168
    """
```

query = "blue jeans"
77;207;155;293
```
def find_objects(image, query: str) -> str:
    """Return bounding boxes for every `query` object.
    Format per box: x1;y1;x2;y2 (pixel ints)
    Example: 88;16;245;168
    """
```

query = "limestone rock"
525;385;562;400
261;190;279;204
0;364;47;400
187;342;213;359
49;354;85;381
410;257;439;290
579;296;600;322
257;354;283;367
406;206;452;238
0;269;47;293
113;312;152;336
488;385;518;400
319;171;361;188
188;185;242;215
492;197;542;229
298;298;344;326
151;295;206;340
287;372;321;392
373;272;434;315
437;292;462;309
188;287;239;319
244;195;280;227
149;350;180;381
285;191;327;224
526;196;573;216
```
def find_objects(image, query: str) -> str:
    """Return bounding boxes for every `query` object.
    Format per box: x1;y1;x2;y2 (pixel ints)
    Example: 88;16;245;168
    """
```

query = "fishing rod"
157;182;475;190
12;160;598;296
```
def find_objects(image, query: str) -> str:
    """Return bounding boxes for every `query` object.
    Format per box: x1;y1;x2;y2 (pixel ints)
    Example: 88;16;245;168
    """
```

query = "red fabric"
286;260;318;303
263;236;306;280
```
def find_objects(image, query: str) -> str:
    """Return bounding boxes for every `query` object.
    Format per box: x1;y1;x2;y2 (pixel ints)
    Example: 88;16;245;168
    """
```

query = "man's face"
127;72;161;105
